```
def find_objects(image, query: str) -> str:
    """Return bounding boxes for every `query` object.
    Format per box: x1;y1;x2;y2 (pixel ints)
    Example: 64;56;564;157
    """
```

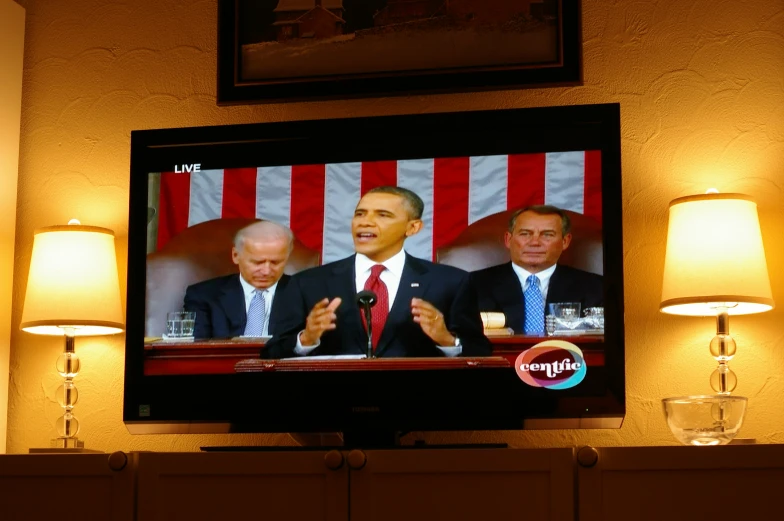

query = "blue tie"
244;290;267;337
523;275;544;335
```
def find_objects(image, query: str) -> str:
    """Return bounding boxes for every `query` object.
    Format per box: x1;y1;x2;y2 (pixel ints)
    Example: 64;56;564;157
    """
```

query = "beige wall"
0;0;25;454
8;0;784;453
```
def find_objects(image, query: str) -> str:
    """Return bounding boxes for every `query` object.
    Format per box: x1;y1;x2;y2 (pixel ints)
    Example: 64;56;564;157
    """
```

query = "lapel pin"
411;282;420;288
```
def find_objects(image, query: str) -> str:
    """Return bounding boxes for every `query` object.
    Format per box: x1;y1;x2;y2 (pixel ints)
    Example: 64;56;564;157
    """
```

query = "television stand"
200;430;509;451
342;429;401;449
315;430;508;450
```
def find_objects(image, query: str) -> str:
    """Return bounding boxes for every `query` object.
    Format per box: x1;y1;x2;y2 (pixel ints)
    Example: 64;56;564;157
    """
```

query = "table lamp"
659;192;774;445
20;219;124;450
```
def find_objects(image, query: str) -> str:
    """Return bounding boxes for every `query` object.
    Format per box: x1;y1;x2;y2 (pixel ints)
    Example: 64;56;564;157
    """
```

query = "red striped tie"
364;264;389;351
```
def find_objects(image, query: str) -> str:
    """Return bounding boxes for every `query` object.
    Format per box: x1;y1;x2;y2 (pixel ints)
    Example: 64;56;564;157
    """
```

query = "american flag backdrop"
156;150;602;263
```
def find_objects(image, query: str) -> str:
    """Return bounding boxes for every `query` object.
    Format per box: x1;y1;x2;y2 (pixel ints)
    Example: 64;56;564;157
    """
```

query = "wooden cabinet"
135;447;574;521
349;447;574;521
3;444;783;521
577;445;784;521
135;450;349;521
0;452;134;521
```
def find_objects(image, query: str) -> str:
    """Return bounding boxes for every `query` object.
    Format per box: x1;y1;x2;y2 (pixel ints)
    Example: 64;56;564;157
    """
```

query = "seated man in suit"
471;205;603;335
184;220;293;339
263;186;491;359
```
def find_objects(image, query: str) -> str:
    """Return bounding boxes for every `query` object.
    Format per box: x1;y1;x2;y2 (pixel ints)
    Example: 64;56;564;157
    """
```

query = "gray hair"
508;205;571;236
234;220;294;253
363;186;424;220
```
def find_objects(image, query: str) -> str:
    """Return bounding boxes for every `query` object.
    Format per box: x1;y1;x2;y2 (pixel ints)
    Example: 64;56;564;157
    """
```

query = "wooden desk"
143;339;262;375
143;335;605;375
490;335;604;366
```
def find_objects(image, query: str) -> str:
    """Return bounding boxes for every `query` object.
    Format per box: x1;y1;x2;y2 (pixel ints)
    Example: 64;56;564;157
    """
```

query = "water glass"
548;302;581;330
165;311;196;339
584;307;605;329
545;315;557;336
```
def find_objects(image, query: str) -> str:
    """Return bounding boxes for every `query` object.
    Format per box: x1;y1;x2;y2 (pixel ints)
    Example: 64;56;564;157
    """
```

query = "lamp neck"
710;305;736;395
716;308;729;335
63;327;76;354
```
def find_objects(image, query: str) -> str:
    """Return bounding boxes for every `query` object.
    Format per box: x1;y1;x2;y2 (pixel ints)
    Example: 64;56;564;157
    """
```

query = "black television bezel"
123;103;625;438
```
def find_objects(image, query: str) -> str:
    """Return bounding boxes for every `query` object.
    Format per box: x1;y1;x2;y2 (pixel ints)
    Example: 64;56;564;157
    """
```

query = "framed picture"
217;0;582;104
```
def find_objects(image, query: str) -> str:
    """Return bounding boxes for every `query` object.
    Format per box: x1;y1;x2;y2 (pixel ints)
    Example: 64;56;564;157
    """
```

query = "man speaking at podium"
262;186;491;359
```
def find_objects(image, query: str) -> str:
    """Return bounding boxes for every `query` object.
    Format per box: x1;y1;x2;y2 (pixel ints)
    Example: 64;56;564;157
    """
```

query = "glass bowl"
662;395;747;446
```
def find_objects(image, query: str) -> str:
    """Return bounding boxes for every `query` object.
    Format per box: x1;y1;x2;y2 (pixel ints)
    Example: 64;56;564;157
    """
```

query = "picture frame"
217;0;582;104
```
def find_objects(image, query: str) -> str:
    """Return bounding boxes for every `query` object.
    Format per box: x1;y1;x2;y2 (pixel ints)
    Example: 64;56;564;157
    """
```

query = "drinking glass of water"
547;302;582;331
165;311;196;340
584;307;605;329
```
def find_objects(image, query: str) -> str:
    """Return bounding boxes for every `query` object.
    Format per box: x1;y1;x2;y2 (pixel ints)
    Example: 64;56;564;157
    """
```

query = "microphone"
356;290;377;358
356;290;377;308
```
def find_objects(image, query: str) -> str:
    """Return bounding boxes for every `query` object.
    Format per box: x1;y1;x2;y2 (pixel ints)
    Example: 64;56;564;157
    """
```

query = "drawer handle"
577;446;599;468
324;450;344;470
347;450;367;470
107;451;128;471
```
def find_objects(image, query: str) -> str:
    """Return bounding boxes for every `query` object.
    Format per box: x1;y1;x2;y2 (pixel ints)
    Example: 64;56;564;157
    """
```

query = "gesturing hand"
411;298;454;346
300;297;342;346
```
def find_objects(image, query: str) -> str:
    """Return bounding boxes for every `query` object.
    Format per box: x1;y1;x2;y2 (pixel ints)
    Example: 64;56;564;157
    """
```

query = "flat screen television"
123;103;625;445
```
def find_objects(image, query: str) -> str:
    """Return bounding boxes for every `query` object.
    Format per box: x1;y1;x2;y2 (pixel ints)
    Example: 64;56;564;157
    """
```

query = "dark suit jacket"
471;263;603;334
263;254;492;359
183;273;290;339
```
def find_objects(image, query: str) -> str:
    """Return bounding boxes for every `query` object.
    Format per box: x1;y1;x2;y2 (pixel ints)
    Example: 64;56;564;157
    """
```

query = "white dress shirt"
354;248;406;311
239;275;278;337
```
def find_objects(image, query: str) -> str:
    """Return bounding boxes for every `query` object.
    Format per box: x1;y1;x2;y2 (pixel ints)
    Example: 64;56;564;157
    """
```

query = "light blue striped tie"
244;289;266;337
523;275;545;335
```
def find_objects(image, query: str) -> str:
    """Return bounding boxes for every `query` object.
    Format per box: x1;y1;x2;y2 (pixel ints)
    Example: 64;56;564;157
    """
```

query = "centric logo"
515;340;586;389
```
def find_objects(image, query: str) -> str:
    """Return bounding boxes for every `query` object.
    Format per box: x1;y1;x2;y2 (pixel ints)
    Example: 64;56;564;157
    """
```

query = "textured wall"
8;0;784;453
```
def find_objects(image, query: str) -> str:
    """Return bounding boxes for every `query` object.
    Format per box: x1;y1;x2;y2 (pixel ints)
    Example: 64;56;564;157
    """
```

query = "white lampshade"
660;193;774;316
20;222;124;336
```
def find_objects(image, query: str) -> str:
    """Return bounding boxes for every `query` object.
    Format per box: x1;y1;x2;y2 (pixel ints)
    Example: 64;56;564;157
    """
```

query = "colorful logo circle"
514;340;586;389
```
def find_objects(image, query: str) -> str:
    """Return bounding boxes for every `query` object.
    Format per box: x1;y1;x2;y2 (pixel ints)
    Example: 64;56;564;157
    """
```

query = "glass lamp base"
52;436;84;449
28;438;102;453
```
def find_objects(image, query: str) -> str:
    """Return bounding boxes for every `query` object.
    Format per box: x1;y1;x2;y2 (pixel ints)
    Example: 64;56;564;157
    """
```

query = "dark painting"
218;0;580;103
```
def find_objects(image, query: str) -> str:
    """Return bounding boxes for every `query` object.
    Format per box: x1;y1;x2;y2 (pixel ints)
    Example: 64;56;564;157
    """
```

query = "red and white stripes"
156;150;602;263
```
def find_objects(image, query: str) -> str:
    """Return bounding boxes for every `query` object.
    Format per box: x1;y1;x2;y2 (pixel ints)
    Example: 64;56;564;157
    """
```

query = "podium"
234;356;510;372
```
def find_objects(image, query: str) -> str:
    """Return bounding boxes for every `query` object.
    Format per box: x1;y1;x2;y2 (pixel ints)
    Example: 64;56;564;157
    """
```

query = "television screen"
124;104;625;443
